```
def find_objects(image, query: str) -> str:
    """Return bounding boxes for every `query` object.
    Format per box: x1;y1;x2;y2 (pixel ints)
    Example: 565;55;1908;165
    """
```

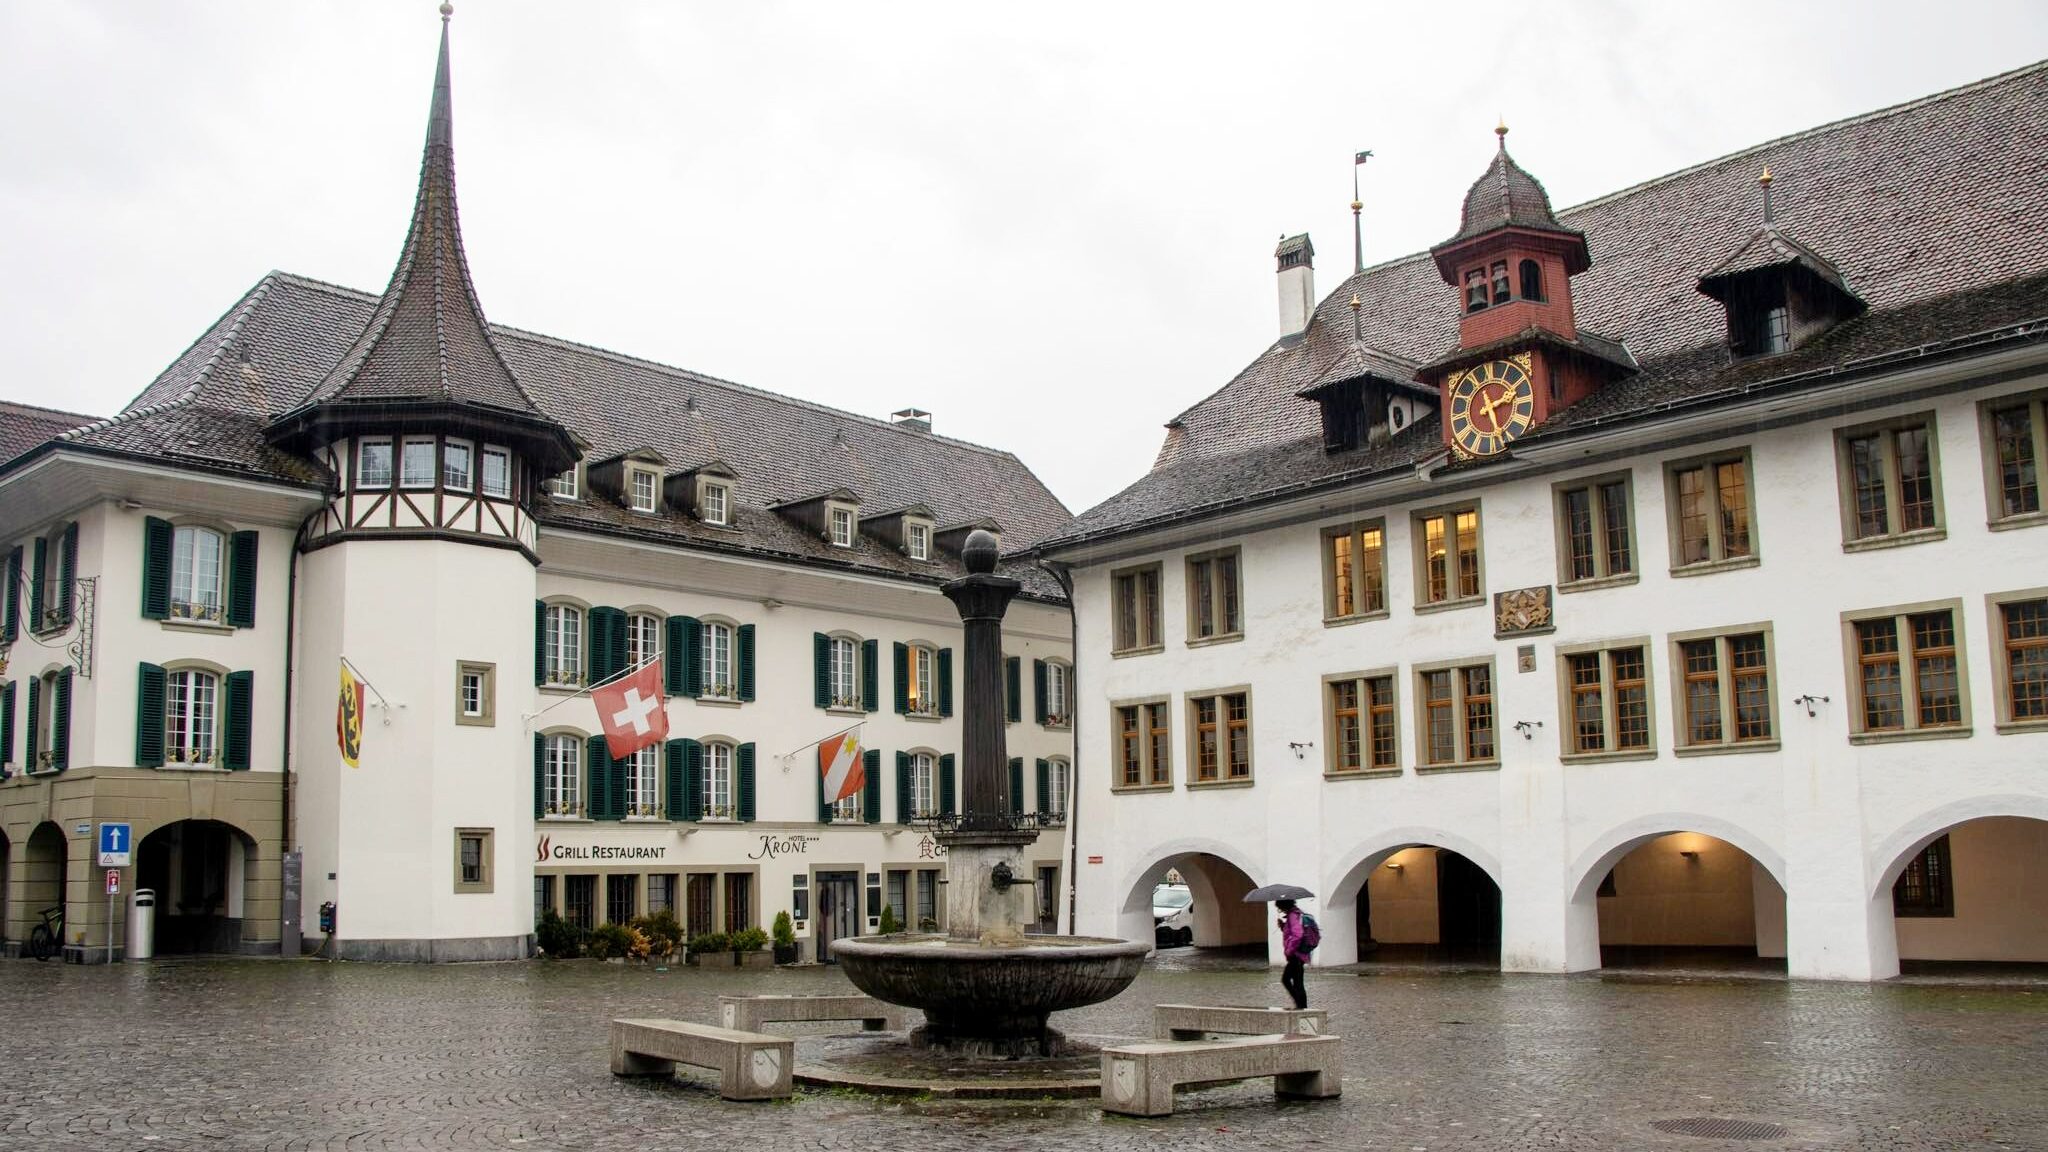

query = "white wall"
1895;817;2048;962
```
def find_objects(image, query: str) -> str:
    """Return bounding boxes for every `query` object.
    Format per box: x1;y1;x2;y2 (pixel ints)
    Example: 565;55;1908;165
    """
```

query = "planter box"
735;949;774;968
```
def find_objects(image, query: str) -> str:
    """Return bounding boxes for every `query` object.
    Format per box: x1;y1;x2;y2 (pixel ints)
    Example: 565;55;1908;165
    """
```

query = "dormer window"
906;521;931;561
548;467;579;500
1519;259;1544;302
628;468;658;513
702;482;731;525
829;507;855;548
1464;269;1488;313
1730;283;1792;357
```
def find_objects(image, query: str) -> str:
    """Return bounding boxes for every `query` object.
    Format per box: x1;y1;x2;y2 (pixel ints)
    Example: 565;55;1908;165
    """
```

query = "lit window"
1838;417;1942;543
1561;646;1651;757
1668;453;1755;568
703;741;735;819
830;507;855;548
543;734;581;817
1112;565;1162;653
443;440;474;491
169;526;226;624
1189;690;1251;783
702;482;730;525
1326;673;1397;772
164;668;219;766
543;604;583;686
907;522;930;560
1848;606;1964;736
481;447;511;498
1415;506;1482;605
1676;630;1774;750
701;621;734;699
400;438;437;488
1186;549;1242;640
1556;477;1634;584
625;745;661;818
629;469;658;512
1323;520;1386;620
357;438;393;487
548;469;580;500
1114;701;1172;788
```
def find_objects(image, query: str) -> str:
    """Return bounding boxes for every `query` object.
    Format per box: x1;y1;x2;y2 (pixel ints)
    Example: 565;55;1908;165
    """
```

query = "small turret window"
481;447;511;498
357;438;393;488
1519;260;1544;302
1465;269;1489;314
1490;262;1511;305
401;438;437;489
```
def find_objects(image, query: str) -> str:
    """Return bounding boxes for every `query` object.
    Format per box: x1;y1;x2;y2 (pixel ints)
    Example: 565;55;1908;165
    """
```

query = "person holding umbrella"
1245;883;1319;1009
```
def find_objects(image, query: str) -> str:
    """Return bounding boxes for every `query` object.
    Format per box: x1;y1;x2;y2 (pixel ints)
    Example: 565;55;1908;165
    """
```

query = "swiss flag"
593;660;669;760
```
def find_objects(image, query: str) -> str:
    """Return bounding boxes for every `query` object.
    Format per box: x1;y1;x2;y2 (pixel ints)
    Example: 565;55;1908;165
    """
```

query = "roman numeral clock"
1446;355;1536;458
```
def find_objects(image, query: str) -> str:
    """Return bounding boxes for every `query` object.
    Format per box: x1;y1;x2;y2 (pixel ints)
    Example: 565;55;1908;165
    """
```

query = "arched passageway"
1349;847;1502;967
21;822;68;952
1882;816;2048;972
1578;831;1787;973
137;820;257;955
1119;850;1267;957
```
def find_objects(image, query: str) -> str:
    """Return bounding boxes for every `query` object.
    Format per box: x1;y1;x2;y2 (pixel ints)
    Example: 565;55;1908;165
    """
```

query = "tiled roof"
0;400;97;469
1699;226;1858;300
1047;60;2048;551
1441;134;1583;247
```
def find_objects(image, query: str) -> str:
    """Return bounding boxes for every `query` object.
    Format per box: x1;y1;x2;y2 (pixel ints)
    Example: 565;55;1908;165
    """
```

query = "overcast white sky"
2;2;2044;514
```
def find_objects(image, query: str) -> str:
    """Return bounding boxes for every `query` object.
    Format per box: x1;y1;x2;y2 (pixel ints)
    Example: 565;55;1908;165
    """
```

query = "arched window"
1519;259;1544;302
1046;757;1071;819
909;752;937;819
1464;269;1489;314
34;669;61;770
165;667;220;766
701;620;734;698
543;734;582;817
625;611;662;670
1490;261;1511;305
170;526;227;623
625;745;661;818
829;636;860;708
908;644;939;716
703;741;735;819
543;604;583;686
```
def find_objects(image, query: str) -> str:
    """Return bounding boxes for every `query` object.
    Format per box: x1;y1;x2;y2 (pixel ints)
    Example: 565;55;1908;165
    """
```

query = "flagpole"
520;652;664;724
339;656;393;708
777;720;866;766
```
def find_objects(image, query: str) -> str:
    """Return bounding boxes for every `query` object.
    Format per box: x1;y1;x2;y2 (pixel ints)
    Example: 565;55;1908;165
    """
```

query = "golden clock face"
1447;359;1535;458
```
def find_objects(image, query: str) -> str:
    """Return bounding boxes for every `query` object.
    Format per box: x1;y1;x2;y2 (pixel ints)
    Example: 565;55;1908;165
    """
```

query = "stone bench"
1154;1004;1328;1040
1100;1034;1341;1117
609;1018;793;1101
718;993;904;1033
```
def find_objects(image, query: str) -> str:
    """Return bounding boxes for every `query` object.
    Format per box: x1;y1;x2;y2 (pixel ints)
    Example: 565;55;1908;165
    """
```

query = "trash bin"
127;889;155;961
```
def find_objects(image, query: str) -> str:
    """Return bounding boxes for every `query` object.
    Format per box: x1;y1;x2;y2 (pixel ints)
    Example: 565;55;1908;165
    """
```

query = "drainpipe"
280;510;318;853
1043;559;1082;935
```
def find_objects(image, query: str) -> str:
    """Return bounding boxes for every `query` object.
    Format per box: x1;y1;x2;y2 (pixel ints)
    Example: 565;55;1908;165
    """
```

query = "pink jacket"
1279;908;1304;959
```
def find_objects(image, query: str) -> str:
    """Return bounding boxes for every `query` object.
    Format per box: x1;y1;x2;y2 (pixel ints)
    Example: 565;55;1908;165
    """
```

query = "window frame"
1839;599;1971;743
1892;835;1954;918
1833;412;1946;549
453;827;494;894
1986;587;2048;732
907;643;940;717
1185;686;1253;788
356;436;394;489
168;523;229;625
163;663;224;768
442;438;475;493
1668;623;1780;756
625;611;663;672
1041;658;1071;729
905;519;932;561
702;739;737;820
1109;563;1164;656
700;618;736;701
1978;390;2048;530
827;504;857;548
827;634;863;711
1044;756;1071;820
627;467;659;513
455;660;496;727
480;445;512;499
547;466;581;501
624;744;662;819
1184;547;1244;645
541;731;585;818
1554;639;1655;762
908;750;939;819
1322;519;1389;624
1110;695;1173;792
1411;501;1485;611
1552;472;1638;590
1413;658;1499;772
541;601;585;689
1322;667;1400;778
400;436;438;490
1663;448;1760;575
701;480;731;526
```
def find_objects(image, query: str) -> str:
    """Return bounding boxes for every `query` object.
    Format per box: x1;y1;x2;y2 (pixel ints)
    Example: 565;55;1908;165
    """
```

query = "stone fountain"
832;530;1147;1058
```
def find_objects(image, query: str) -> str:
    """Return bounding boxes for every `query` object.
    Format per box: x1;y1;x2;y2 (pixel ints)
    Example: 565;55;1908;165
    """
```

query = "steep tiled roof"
1442;132;1582;247
0;400;96;469
1699;226;1858;300
1050;60;2048;551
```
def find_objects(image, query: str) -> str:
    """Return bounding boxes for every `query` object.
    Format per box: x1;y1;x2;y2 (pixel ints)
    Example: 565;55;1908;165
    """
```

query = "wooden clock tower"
1419;125;1635;459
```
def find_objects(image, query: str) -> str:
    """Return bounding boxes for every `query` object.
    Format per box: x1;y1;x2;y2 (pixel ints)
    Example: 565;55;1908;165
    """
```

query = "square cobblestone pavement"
1;955;2042;1150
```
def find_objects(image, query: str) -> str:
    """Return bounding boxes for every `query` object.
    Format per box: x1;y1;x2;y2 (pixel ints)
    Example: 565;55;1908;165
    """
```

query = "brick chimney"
1275;233;1315;339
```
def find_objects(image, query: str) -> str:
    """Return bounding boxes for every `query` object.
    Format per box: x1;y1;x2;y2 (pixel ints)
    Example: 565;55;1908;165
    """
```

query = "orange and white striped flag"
819;729;864;802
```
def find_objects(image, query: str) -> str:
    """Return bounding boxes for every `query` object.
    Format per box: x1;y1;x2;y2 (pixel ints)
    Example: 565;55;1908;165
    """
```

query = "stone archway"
137;819;258;955
1116;845;1267;956
1322;829;1504;968
1570;829;1787;973
21;821;68;953
1876;813;2048;969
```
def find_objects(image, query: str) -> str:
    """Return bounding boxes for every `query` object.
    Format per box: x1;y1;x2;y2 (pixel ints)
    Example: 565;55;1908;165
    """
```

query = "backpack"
1296;913;1321;955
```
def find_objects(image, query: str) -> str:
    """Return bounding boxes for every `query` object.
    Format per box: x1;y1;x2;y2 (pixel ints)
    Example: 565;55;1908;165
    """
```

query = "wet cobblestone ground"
2;954;2042;1151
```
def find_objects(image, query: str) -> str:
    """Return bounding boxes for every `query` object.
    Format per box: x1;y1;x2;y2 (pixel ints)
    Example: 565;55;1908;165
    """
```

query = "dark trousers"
1281;956;1307;1009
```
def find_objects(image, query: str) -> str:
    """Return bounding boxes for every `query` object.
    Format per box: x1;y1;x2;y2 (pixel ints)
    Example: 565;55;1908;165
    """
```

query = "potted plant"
535;910;581;959
878;904;901;935
686;931;729;965
730;926;772;968
771;912;798;965
630;909;684;963
585;921;636;962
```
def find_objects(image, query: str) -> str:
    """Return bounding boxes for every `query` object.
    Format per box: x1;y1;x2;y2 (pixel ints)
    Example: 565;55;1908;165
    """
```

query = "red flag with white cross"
593;660;668;759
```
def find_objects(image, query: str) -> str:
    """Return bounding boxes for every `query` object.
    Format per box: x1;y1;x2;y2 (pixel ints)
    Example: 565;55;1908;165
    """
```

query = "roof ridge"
72;273;280;443
0;398;100;423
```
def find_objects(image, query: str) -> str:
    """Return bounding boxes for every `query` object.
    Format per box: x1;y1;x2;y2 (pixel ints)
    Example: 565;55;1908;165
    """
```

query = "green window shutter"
1036;759;1051;814
1005;657;1020;724
1;681;15;767
533;734;545;819
534;601;546;687
2;546;20;642
223;670;254;770
812;632;830;709
227;530;259;628
663;740;684;820
679;616;702;697
681;739;704;822
737;742;757;822
939;754;956;815
25;677;40;771
585;608;611;685
57;522;77;629
664;615;690;694
861;640;879;713
607;609;629;685
1008;757;1024;814
607;751;629;821
1033;659;1049;725
29;536;46;629
892;642;910;715
585;735;610;820
862;749;881;824
141;518;173;621
937;648;954;718
737;624;757;702
135;662;167;767
895;751;912;825
52;669;73;771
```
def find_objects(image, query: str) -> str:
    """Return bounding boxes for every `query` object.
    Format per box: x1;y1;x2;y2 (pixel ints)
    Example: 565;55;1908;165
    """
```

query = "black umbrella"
1243;883;1314;902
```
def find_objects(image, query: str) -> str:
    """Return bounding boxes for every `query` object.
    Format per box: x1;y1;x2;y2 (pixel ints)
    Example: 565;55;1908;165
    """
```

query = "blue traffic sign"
98;822;133;866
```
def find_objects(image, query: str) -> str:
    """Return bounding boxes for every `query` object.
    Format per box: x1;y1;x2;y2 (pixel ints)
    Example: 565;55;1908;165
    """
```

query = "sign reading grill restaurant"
534;834;669;864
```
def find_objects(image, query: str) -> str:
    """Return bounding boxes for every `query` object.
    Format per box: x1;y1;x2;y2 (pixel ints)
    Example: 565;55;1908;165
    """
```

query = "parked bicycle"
26;905;64;961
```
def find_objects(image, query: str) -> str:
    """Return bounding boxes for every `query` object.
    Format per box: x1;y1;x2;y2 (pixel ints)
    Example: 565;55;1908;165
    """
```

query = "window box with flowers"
164;747;222;769
698;804;738;823
541;801;586;820
169;600;229;627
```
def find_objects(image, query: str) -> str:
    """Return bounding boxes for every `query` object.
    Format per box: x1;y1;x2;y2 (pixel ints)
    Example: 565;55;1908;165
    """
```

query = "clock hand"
1479;389;1509;430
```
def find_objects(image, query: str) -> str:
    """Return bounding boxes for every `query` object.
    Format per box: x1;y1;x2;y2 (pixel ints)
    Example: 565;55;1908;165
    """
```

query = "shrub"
877;904;901;935
535;910;581;959
730;926;770;952
771;911;796;949
688;931;730;956
586;921;636;960
631;909;684;957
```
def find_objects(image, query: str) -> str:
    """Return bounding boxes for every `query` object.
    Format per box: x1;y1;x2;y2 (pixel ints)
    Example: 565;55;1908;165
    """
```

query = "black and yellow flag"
338;662;365;768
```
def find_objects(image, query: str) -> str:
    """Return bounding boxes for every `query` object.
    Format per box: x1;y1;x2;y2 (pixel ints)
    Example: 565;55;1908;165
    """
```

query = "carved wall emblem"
750;1048;783;1088
1493;585;1554;638
721;1004;737;1029
1110;1057;1137;1102
1294;1016;1321;1035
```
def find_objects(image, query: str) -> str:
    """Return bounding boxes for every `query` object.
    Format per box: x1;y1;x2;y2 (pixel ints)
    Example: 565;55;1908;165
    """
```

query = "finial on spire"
439;2;453;19
1349;293;1362;340
1495;117;1508;148
1759;165;1775;225
1352;149;1372;275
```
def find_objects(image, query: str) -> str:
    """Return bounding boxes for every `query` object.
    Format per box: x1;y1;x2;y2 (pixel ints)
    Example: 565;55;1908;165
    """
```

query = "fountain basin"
831;933;1148;1058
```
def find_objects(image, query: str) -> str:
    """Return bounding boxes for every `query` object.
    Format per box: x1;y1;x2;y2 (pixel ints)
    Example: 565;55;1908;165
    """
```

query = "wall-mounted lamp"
1679;849;1701;862
118;498;143;512
1384;861;1405;873
1512;720;1543;740
1794;694;1830;718
759;597;784;611
1287;741;1315;760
